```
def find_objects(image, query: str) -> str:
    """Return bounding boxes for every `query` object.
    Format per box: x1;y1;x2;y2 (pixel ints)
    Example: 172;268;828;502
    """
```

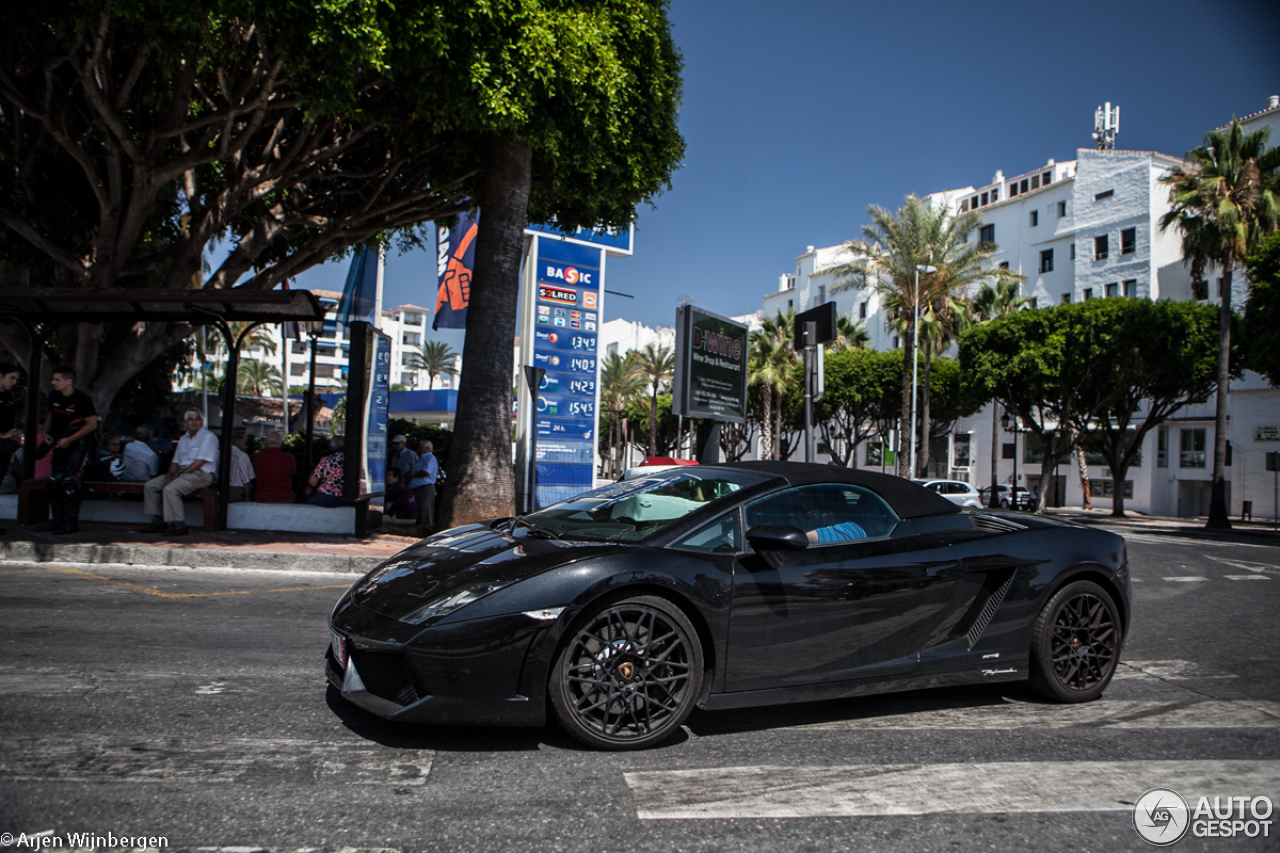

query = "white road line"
624;760;1280;819
1117;532;1272;549
1226;574;1272;581
1209;557;1278;574
1119;660;1237;680
787;699;1280;731
0;735;432;785
1163;576;1209;582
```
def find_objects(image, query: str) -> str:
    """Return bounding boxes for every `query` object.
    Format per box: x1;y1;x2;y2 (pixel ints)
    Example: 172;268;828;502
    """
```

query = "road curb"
0;540;384;574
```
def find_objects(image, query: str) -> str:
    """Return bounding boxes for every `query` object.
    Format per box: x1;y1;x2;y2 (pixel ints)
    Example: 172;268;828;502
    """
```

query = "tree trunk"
648;387;658;458
988;405;1001;508
1075;439;1093;510
1111;462;1127;517
918;340;933;478
1206;266;1233;530
439;136;531;528
896;331;912;478
759;385;773;460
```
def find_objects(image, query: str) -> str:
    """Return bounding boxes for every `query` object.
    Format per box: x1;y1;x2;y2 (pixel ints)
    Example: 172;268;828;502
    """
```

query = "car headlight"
401;580;516;625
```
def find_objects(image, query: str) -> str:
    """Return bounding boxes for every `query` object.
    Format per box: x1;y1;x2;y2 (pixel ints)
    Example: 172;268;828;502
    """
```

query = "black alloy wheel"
1029;580;1122;702
549;596;703;750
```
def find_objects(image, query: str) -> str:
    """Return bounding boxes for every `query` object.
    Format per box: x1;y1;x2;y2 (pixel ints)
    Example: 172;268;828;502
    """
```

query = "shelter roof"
0;288;326;326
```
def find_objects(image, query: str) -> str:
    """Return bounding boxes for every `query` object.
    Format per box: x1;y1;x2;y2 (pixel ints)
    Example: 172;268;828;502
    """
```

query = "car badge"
617;662;635;680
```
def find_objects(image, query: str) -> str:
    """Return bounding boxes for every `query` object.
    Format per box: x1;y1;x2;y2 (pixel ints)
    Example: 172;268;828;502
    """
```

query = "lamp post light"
908;263;937;479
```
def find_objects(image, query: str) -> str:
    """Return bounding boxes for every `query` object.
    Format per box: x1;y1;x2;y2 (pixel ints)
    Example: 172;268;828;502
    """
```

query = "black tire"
549;595;703;750
1029;580;1122;702
1000;498;1010;509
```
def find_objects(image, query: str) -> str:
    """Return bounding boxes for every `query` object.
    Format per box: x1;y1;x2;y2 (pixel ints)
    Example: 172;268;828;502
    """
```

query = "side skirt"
701;663;1028;712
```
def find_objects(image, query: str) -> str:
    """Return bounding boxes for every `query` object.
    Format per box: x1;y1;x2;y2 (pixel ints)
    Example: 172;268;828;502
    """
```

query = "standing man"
139;409;217;535
228;431;255;502
0;363;22;479
40;366;98;533
389;435;417;483
409;439;438;528
121;425;160;481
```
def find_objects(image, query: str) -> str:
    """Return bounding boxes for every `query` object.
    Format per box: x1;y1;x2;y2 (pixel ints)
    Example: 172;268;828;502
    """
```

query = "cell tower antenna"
1092;102;1120;150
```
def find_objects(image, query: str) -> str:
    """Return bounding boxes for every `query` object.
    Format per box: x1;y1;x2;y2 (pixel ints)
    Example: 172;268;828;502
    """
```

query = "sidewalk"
1040;506;1280;541
0;520;416;574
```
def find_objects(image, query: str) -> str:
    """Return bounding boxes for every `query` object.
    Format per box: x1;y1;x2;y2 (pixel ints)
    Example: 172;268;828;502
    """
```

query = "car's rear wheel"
550;595;703;750
1029;580;1121;702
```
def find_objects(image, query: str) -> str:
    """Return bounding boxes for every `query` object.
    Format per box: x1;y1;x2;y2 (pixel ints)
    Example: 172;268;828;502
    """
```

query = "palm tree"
600;351;645;477
628;343;674;458
829;313;870;351
1160;121;1280;529
237;358;283;396
748;334;792;460
959;281;1035;507
832;194;1021;478
410;340;459;389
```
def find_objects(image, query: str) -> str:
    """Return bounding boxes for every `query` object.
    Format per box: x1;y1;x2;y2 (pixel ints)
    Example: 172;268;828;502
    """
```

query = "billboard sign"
672;306;749;423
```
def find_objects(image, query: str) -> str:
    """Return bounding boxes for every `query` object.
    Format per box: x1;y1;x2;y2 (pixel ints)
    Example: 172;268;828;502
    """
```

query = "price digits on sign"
568;401;595;417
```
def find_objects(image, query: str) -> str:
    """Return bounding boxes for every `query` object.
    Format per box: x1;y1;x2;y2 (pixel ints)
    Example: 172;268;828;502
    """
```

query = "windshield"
521;468;773;543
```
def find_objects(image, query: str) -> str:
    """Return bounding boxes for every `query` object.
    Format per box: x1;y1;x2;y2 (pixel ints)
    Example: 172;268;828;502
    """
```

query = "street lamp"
1001;409;1025;509
908;263;937;480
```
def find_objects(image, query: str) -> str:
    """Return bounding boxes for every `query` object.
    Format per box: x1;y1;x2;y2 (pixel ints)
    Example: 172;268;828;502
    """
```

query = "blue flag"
434;212;479;330
339;246;380;327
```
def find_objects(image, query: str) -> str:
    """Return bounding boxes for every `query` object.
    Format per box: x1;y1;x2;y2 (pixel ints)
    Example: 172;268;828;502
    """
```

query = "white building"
227;290;458;394
766;98;1280;521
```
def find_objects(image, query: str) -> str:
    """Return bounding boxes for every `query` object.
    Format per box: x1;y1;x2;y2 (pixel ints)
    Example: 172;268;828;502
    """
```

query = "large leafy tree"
831;194;1020;478
957;280;1034;506
816;348;902;467
1159;121;1280;529
1243;232;1280;386
443;0;684;525
0;0;477;413
1058;299;1227;517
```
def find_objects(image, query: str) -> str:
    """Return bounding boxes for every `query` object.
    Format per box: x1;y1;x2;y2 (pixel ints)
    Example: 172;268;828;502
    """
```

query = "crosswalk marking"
1226;574;1271;581
0;735;432;786
1163;576;1209;582
786;699;1279;731
624;760;1280;819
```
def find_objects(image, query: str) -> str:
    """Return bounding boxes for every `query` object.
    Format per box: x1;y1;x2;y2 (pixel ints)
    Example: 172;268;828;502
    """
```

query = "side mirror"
745;524;809;552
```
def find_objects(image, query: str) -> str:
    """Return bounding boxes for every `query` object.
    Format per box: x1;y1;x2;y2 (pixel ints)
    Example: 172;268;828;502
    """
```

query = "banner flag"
338;246;380;327
434;211;479;330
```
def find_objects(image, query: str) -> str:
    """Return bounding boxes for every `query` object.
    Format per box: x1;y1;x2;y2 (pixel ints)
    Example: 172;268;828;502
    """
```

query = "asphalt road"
1;527;1278;853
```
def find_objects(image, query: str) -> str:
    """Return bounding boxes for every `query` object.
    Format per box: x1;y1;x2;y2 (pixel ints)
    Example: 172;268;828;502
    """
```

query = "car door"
724;483;962;693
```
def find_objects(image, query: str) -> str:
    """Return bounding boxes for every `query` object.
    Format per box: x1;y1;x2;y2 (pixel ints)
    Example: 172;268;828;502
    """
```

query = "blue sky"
290;0;1280;338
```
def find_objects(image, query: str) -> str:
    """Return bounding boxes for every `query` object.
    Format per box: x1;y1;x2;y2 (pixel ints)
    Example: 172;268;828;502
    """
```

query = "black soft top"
708;460;961;520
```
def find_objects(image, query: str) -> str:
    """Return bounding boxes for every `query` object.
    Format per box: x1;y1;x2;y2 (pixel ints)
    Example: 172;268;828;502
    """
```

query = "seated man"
807;519;867;543
139;409;217;536
228;431;254;502
383;466;417;525
121;425;159;481
253;431;296;503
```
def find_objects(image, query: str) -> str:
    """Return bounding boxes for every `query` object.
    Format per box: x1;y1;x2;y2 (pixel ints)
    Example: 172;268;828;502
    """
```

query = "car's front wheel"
1029;580;1122;702
549;595;703;750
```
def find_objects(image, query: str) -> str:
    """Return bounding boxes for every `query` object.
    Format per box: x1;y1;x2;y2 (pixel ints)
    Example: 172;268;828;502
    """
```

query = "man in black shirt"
0;363;20;535
0;362;20;476
40;366;97;533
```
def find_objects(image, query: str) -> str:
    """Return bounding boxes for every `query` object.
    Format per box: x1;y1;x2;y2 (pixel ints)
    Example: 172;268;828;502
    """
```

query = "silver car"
912;478;983;508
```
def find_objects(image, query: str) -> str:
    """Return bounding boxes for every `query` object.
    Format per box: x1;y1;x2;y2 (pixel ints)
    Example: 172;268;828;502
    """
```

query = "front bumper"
327;600;551;727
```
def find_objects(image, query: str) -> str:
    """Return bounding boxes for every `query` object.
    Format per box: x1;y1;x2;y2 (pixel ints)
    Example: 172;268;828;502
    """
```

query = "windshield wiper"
508;518;563;540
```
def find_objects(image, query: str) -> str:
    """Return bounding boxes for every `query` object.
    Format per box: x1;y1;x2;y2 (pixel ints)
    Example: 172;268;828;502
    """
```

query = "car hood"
349;523;626;621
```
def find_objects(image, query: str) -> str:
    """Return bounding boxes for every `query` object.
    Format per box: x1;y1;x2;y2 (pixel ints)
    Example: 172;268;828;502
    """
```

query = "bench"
18;479;218;533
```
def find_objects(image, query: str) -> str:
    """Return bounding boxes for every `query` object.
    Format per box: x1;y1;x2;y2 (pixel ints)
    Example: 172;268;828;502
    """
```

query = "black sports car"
327;461;1129;749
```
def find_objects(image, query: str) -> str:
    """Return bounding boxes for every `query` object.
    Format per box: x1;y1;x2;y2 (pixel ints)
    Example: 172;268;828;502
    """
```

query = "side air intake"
971;514;1027;533
966;573;1015;648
